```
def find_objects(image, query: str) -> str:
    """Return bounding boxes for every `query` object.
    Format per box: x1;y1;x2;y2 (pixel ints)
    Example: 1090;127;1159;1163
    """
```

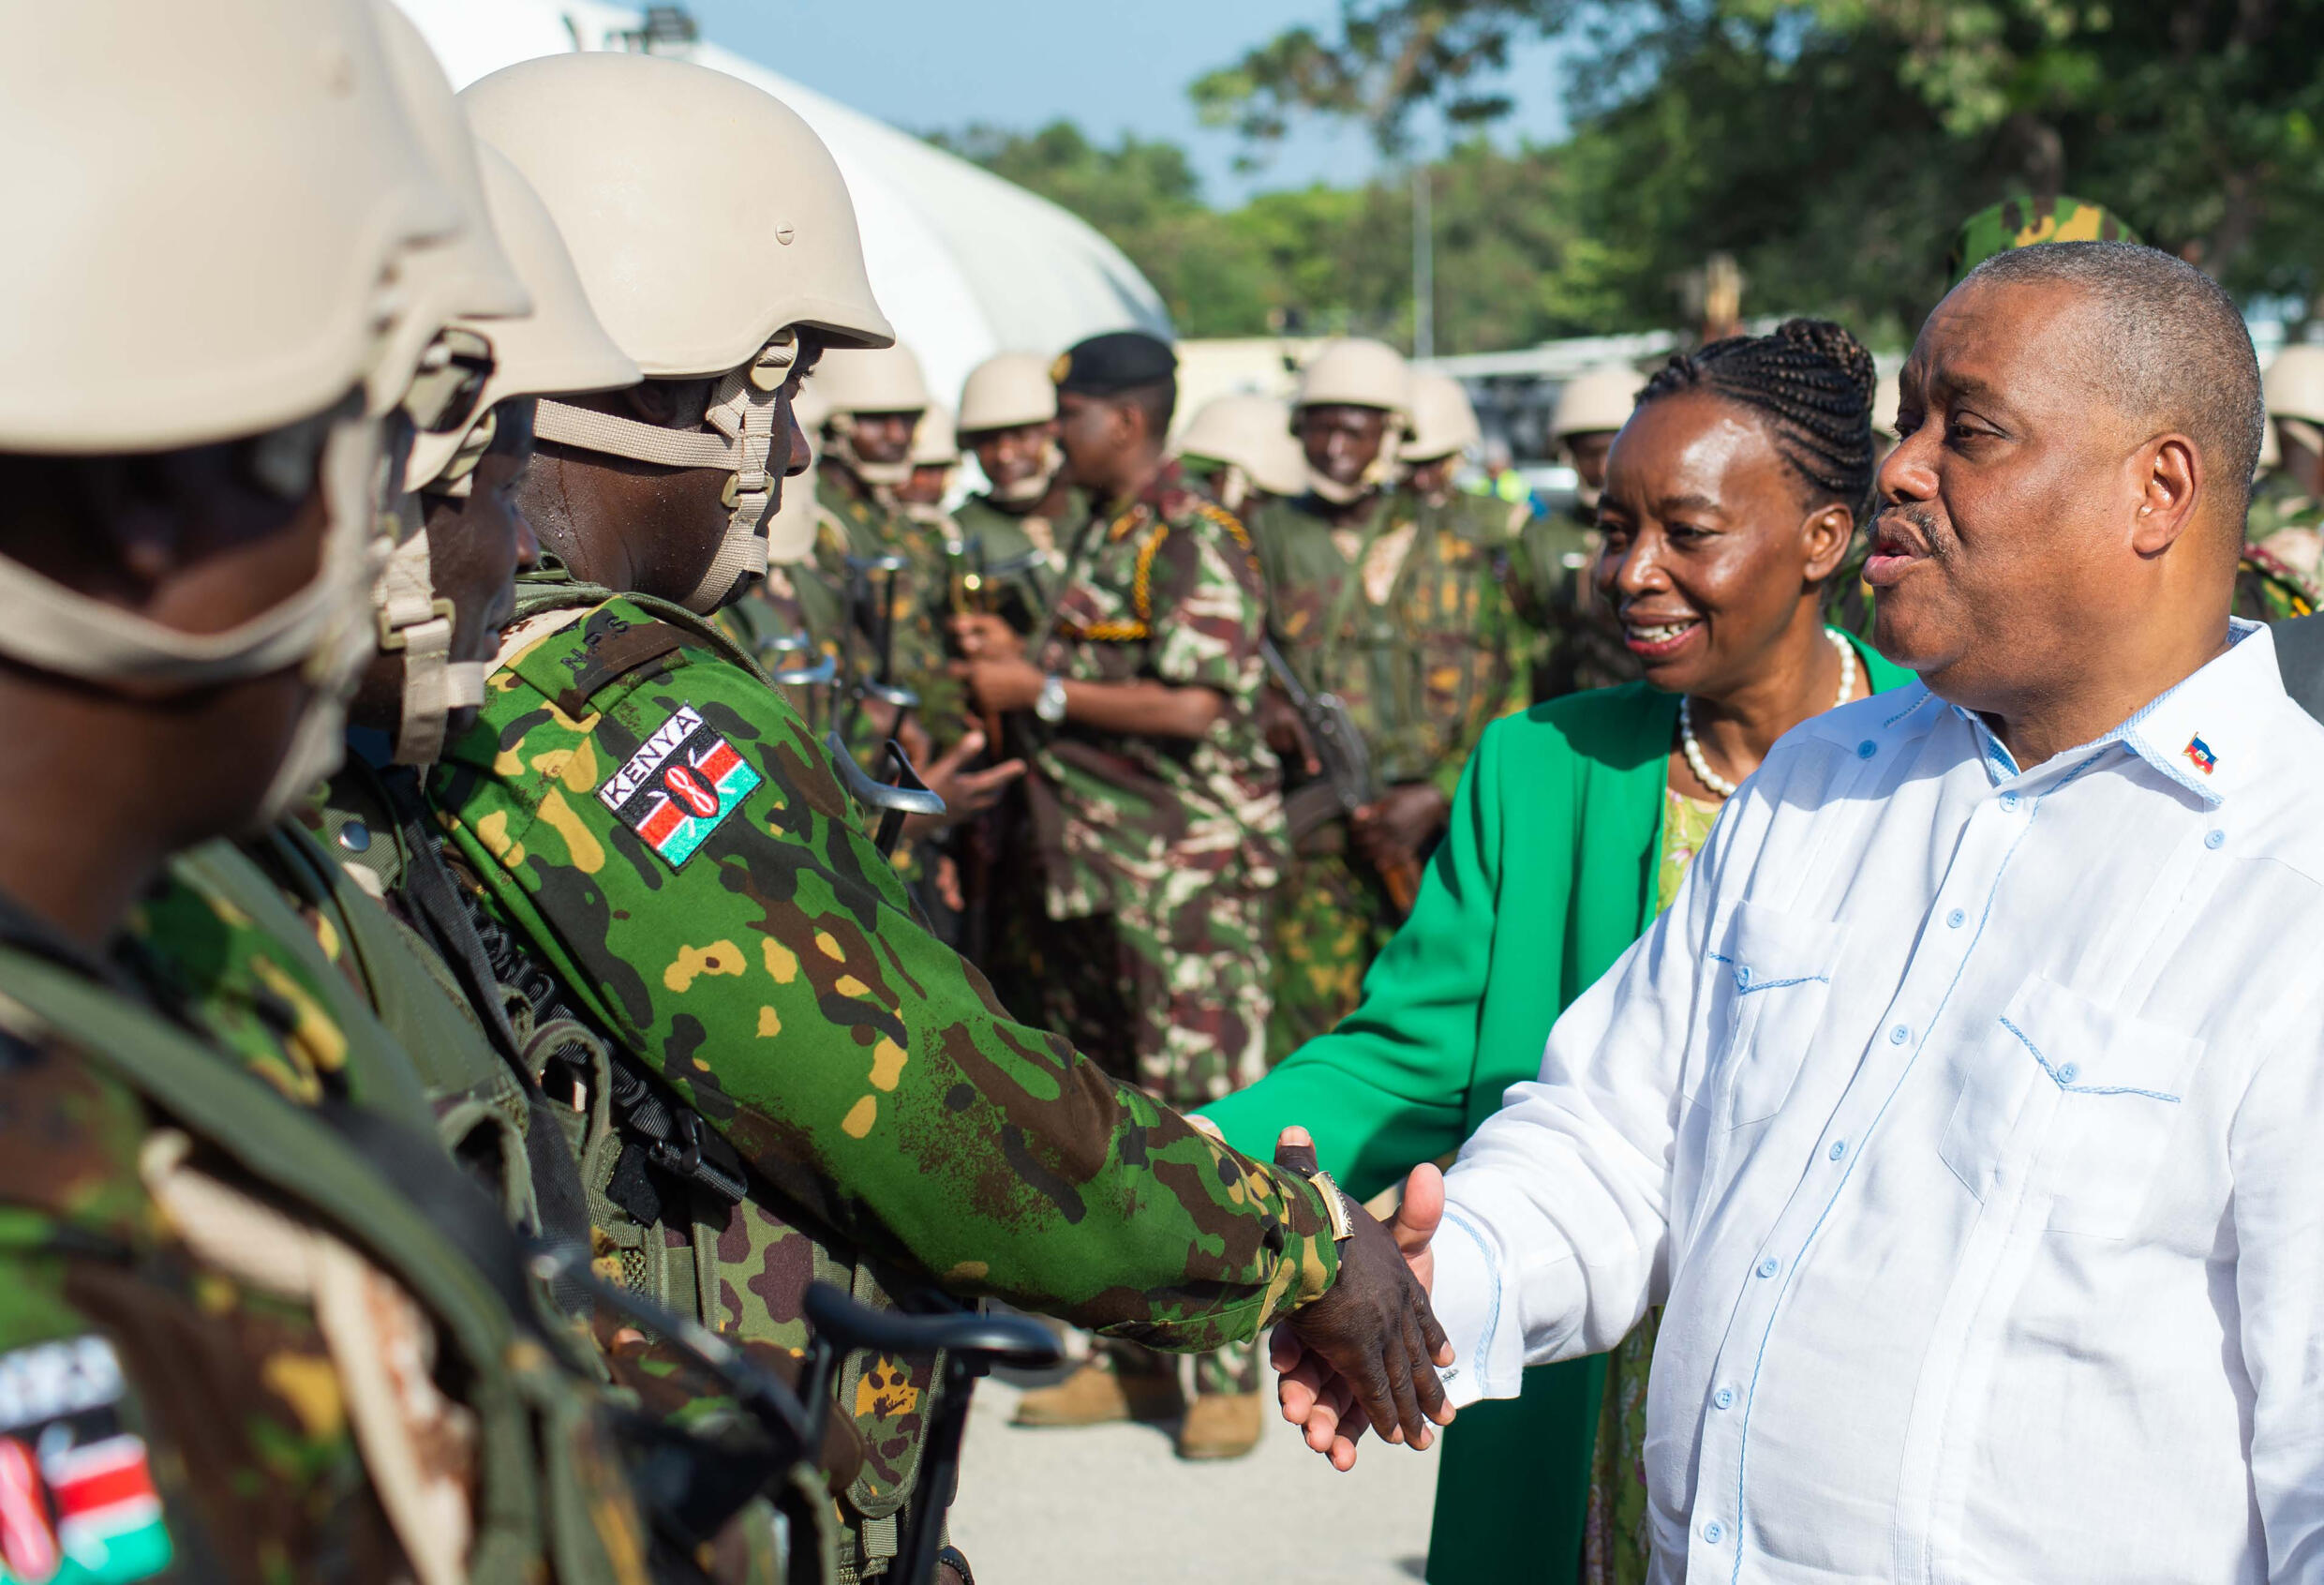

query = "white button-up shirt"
1431;622;2324;1583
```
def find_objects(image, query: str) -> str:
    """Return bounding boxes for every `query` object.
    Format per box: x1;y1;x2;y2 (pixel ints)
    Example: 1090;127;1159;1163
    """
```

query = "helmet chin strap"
532;331;797;615
989;441;1062;506
1575;481;1603;512
823;412;915;489
0;398;384;823
1301;413;1407;507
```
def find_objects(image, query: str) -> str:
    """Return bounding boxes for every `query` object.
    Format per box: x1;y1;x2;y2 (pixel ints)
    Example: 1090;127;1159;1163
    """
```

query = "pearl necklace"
1680;628;1857;800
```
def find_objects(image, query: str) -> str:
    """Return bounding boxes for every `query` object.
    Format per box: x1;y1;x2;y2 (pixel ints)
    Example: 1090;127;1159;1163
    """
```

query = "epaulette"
503;602;690;719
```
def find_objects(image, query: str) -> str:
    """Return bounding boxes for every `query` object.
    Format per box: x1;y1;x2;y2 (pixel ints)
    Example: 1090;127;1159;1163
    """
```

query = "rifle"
1261;637;1420;915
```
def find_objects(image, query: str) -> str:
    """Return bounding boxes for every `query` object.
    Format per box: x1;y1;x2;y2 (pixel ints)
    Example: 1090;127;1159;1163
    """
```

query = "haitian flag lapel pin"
2183;734;2217;775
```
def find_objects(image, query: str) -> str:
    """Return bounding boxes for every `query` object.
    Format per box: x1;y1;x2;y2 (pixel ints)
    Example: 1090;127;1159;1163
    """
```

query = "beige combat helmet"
911;402;961;469
381;145;642;768
366;0;529;424
0;0;469;817
464;52;894;614
1402;371;1482;463
2263;345;2324;468
1552;363;1646;442
959;351;1061;434
1293;337;1414;503
1177;394;1307;511
814;343;936;486
958;351;1062;503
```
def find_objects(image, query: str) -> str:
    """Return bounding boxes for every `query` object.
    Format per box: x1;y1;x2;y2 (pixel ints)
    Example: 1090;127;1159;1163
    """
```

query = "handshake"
1270;1126;1457;1470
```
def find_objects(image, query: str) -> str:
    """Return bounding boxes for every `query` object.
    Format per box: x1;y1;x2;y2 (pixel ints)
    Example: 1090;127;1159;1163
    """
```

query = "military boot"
1011;1361;1184;1428
1176;1391;1265;1459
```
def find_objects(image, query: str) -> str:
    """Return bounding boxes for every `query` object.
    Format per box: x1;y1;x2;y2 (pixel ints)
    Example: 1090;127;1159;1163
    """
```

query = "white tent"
388;0;1170;411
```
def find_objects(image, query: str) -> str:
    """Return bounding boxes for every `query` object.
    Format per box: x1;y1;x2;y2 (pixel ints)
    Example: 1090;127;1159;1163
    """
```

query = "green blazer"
1204;635;1912;1583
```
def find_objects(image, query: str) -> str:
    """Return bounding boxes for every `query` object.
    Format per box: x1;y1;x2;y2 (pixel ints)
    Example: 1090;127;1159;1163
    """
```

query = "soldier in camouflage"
0;9;695;1578
812;343;970;761
954;351;1085;629
953;330;1291;1458
1244;344;1522;1068
453;57;1447;1573
1509;362;1649;702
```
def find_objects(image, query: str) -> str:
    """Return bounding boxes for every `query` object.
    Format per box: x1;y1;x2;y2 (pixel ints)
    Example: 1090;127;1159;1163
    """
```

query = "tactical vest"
0;941;660;1585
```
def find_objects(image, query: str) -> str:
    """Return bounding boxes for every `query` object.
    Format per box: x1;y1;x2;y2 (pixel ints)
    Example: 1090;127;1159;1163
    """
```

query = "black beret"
1052;331;1177;396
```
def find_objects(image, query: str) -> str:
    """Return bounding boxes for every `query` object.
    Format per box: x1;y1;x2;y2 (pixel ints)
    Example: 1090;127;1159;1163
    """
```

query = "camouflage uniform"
0;902;661;1585
1944;194;2142;288
816;468;966;753
1244;486;1522;1061
425;557;1339;1571
1006;465;1288;1107
1508;499;1642;702
951;487;1082;634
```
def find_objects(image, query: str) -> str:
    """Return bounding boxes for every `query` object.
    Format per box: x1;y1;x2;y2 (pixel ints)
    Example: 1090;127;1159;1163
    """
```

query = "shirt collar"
1949;618;2274;806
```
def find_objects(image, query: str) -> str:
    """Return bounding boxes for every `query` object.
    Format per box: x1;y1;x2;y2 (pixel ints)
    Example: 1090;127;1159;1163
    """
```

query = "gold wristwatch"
1308;1169;1355;1242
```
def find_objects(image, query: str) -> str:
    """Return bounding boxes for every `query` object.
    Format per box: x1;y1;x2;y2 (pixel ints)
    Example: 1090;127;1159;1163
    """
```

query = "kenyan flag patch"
597;704;763;870
0;1335;171;1584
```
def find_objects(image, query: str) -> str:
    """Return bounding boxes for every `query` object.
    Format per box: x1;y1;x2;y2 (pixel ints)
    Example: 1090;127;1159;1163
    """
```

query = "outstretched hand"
1271;1129;1453;1469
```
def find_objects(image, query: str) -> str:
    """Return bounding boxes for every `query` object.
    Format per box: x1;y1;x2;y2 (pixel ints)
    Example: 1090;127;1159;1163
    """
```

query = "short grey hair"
1960;240;2263;519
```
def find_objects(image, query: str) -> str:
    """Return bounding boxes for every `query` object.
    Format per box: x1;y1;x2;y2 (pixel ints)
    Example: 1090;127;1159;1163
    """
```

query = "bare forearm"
1063;679;1224;738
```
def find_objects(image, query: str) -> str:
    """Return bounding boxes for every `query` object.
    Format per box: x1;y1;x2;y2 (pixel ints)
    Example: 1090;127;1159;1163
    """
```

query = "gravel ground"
947;1362;1441;1584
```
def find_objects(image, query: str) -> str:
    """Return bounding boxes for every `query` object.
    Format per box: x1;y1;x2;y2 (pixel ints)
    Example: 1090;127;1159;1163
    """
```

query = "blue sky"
684;0;1571;203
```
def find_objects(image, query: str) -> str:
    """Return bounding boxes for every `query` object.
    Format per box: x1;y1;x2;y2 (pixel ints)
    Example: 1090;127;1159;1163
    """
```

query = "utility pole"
1411;160;1435;361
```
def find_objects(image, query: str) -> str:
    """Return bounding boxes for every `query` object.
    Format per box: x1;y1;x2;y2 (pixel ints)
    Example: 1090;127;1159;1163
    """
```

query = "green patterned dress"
1582;785;1721;1583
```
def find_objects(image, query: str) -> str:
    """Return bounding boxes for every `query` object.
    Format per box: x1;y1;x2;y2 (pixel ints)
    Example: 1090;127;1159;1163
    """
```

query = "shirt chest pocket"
1937;974;2200;1239
1699;899;1848;1130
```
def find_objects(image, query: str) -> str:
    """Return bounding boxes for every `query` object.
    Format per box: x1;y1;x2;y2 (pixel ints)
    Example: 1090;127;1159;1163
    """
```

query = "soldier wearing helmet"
1243;340;1520;1080
0;3;689;1578
1176;392;1309;515
953;351;1083;606
425;52;1442;1579
1505;362;1649;703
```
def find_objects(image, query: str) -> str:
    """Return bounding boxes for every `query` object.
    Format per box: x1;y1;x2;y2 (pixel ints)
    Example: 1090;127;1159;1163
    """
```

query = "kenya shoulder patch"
597;705;763;870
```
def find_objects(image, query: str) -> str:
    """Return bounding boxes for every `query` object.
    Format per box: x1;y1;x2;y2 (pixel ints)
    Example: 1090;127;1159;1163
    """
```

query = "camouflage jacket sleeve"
429;598;1340;1351
0;1026;409;1581
1144;496;1270;701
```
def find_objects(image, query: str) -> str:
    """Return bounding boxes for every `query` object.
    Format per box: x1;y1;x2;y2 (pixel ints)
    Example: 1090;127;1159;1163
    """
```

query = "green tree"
927;120;1618;351
1193;0;2324;330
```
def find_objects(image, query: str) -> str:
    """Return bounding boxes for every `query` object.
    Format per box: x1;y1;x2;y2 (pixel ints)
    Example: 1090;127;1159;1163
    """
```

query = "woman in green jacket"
1205;319;1912;1583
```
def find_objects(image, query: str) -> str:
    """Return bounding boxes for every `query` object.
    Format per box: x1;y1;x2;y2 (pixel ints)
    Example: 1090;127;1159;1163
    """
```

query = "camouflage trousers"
1265;845;1398;1065
1020;883;1272;1110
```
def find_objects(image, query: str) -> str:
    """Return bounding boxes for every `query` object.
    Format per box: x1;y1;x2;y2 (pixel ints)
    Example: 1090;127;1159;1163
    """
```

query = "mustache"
1873;501;1948;560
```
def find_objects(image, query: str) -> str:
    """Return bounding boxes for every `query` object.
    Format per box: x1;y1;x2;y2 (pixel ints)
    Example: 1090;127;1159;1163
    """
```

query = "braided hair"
1636;318;1878;521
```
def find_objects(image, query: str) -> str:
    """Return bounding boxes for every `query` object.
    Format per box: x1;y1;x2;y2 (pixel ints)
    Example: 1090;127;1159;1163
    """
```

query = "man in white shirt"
1274;240;2324;1582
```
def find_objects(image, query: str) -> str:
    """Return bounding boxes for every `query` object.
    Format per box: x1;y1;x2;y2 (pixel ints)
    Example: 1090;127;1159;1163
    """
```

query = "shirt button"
1735;965;1751;990
2058;1063;2080;1084
337;820;371;853
1703;1521;1725;1545
1713;1385;1735;1410
1856;740;1877;759
1888;1024;1910;1045
1756;1257;1780;1278
2205;829;2227;850
2001;793;2020;812
1946;907;1966;929
1829;1140;1847;1160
